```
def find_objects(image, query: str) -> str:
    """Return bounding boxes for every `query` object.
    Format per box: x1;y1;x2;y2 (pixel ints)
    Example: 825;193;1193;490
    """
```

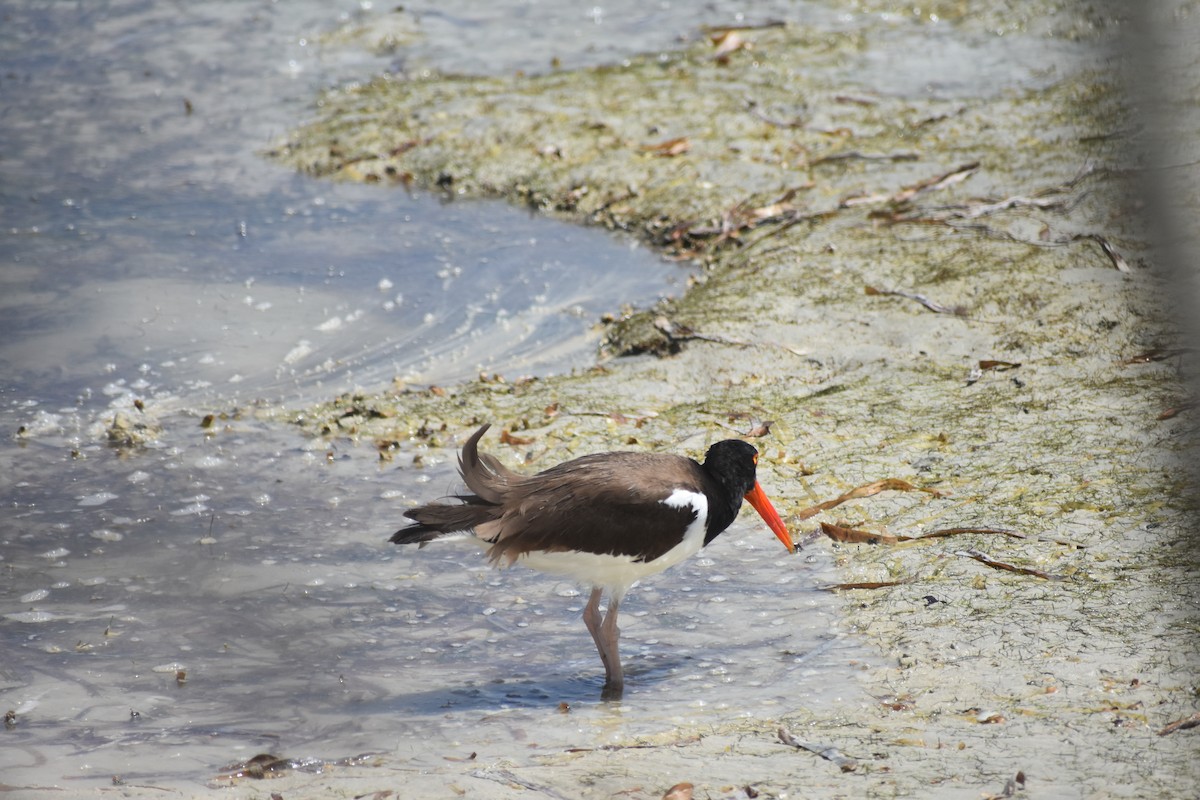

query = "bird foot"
600;680;624;702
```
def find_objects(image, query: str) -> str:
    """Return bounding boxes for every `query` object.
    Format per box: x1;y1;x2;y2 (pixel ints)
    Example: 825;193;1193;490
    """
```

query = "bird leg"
601;593;623;692
582;587;604;653
583;587;624;695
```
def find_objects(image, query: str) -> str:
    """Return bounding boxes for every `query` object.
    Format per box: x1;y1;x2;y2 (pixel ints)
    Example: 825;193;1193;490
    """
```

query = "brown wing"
477;452;707;564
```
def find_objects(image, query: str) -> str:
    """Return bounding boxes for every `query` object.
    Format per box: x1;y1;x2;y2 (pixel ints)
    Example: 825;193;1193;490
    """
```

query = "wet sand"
5;1;1198;798
258;2;1199;798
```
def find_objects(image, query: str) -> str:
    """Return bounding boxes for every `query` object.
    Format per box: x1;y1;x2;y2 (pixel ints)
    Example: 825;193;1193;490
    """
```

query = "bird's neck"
702;477;742;546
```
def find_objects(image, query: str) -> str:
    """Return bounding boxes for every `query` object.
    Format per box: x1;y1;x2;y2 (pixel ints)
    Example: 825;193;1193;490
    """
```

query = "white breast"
515;488;709;601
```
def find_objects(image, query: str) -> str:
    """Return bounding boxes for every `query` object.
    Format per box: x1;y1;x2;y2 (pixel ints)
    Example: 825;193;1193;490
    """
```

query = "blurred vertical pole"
1127;3;1200;510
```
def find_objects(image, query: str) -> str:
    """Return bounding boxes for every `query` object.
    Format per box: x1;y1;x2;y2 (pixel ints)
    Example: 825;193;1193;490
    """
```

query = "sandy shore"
67;3;1197;798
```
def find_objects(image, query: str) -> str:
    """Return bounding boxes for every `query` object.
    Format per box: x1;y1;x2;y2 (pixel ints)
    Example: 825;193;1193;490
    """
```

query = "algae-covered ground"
253;4;1198;798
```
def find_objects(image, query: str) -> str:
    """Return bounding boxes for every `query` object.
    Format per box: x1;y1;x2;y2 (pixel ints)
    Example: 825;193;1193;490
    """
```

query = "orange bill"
743;480;795;553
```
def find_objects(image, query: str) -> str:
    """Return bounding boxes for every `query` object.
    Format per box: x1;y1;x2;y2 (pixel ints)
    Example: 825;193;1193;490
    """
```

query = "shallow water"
3;417;854;788
1;0;1087;792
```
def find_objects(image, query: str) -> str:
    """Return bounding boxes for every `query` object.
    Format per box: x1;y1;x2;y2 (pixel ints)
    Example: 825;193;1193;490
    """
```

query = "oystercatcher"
389;423;794;696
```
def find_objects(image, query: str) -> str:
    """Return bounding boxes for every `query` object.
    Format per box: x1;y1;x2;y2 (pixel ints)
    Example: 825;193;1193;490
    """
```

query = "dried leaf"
710;29;749;64
910;527;1084;549
389;139;421;157
746;98;805;128
777;727;858;772
748;197;796;221
840;191;891;207
865;285;968;316
653;315;697;339
798;479;945;520
822;579;913;591
811;150;919;166
819;521;897;545
1074;233;1131;272
499;430;534;446
215;753;294;781
880;695;916;711
910;527;1021;542
662;782;694;800
955;549;1063;580
744;420;774;438
748;188;796;220
978;359;1022;371
890;162;980;203
1158;710;1200;736
834;94;878;106
683;188;805;244
640;137;691;157
1158;401;1197;420
1120;347;1194;365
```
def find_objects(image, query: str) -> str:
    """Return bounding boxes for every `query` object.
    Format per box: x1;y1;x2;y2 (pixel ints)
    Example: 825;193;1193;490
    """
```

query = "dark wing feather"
478;452;706;564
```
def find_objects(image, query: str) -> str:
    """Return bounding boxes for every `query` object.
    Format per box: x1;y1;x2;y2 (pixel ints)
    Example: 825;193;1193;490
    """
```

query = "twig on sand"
471;767;573;799
1158;711;1200;736
955;548;1064;581
865;285;968;316
777;726;859;772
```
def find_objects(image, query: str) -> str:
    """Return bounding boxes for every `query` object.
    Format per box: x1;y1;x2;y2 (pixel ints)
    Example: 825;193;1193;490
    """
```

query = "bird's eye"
752;454;758;465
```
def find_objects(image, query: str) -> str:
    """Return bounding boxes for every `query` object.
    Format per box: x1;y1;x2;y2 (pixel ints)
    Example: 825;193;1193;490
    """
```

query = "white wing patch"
660;488;709;553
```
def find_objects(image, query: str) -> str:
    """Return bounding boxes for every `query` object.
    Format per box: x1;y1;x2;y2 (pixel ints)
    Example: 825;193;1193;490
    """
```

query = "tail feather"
388;423;511;547
459;424;523;504
388;525;442;546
